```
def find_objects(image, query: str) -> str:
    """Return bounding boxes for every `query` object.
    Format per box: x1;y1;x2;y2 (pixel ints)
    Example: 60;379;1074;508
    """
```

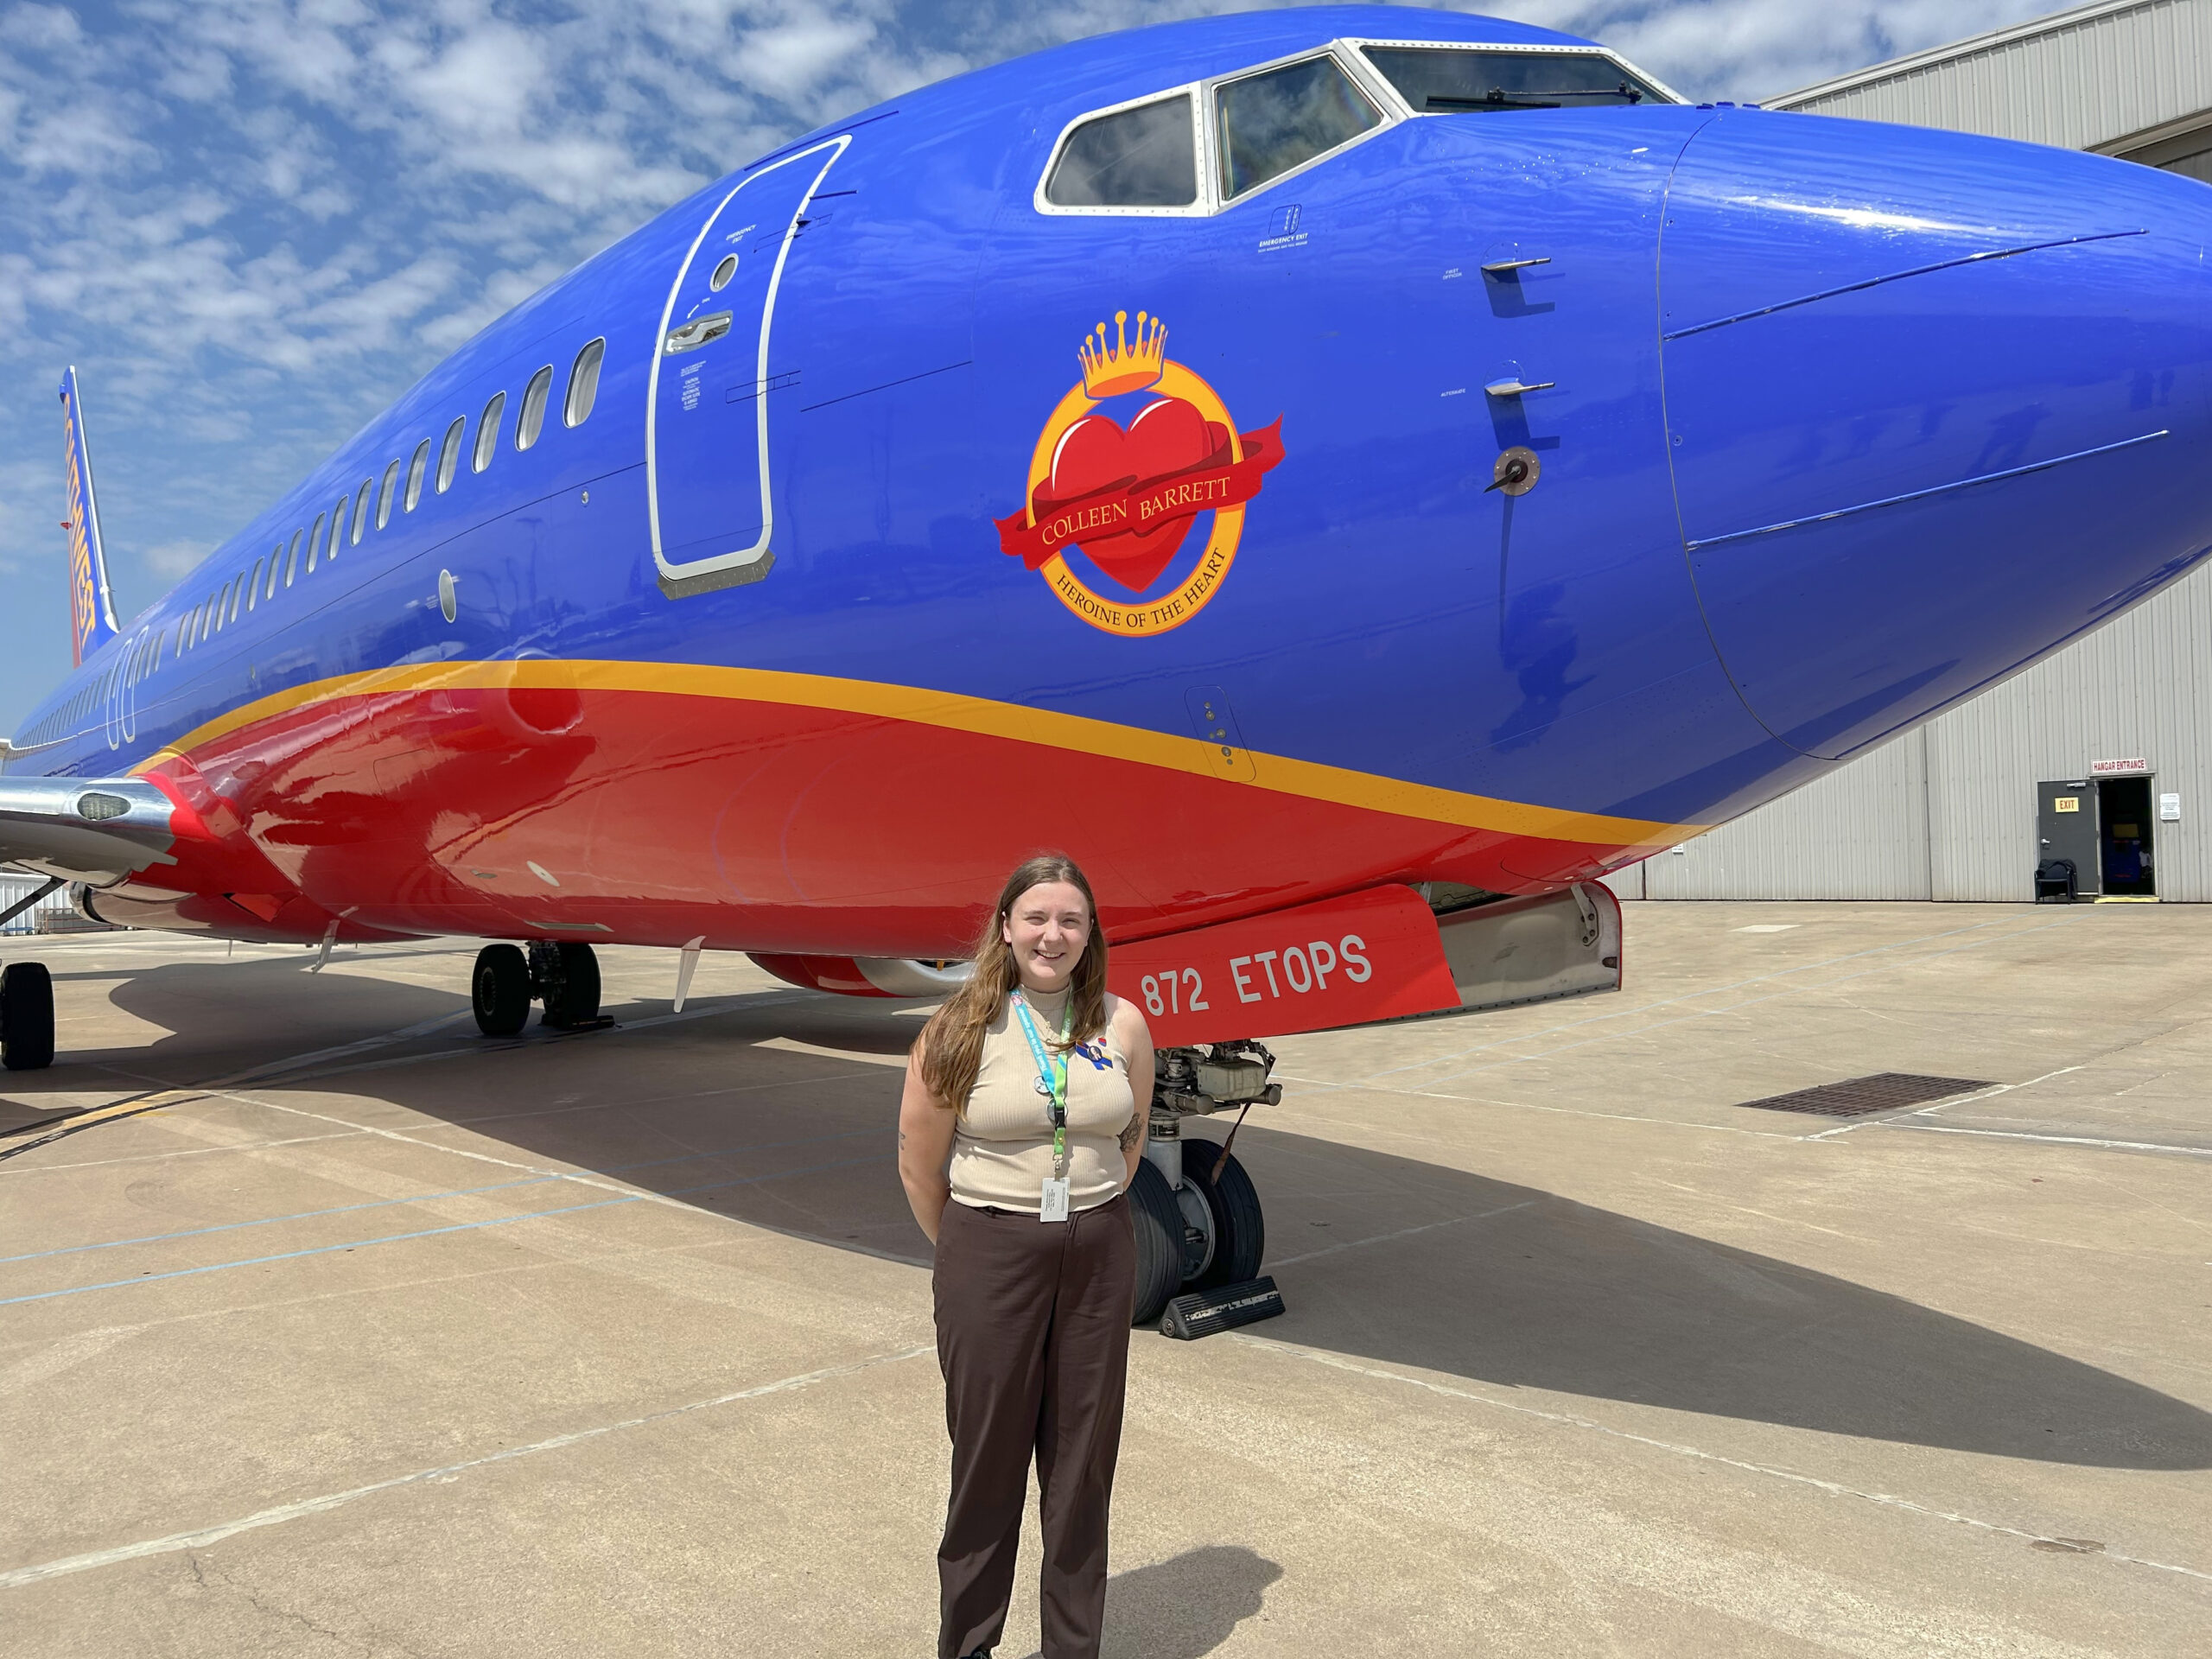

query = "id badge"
1039;1178;1071;1223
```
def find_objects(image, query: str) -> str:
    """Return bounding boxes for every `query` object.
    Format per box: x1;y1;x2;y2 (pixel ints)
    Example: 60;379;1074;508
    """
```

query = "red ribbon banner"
996;420;1284;572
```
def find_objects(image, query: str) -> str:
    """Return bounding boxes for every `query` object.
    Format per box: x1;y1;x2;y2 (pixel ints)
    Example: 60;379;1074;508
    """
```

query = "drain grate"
1738;1071;1993;1118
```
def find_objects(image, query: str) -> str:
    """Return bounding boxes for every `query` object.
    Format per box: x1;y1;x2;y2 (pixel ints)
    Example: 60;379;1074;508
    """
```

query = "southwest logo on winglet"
61;392;99;666
995;308;1282;637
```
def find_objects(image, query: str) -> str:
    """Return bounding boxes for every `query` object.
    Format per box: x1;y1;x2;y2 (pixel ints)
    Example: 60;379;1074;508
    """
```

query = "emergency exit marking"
2055;797;2080;812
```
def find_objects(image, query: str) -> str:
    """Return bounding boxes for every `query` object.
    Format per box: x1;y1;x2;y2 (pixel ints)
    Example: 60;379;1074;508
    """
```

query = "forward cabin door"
647;135;849;599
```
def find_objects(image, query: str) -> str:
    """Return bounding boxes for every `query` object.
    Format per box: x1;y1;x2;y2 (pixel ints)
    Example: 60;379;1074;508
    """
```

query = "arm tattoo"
1118;1116;1144;1152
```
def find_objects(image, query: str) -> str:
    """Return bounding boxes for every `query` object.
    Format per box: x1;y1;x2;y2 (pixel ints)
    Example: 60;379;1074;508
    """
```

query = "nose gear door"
647;136;848;598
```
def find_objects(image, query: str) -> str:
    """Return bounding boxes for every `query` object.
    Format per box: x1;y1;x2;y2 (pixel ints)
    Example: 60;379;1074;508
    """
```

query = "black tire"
1179;1140;1266;1289
472;944;531;1036
543;942;601;1027
1127;1158;1185;1328
1;961;55;1071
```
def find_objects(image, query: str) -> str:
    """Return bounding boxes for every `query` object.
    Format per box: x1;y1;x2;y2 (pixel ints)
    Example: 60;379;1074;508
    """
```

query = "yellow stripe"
136;659;1696;849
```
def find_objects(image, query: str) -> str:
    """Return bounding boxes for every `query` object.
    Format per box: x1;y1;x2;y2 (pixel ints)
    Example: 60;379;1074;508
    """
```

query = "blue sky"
0;0;2058;735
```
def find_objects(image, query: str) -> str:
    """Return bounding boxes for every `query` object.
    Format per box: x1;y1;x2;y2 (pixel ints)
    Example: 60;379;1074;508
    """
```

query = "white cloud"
0;0;2074;736
1491;0;2056;100
142;537;213;577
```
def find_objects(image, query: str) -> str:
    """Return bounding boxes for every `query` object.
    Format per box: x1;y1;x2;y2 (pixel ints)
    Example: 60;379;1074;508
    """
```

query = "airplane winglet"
58;366;120;669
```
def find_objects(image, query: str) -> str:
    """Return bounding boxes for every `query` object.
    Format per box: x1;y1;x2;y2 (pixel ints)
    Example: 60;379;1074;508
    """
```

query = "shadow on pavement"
1007;1545;1281;1659
35;967;2212;1471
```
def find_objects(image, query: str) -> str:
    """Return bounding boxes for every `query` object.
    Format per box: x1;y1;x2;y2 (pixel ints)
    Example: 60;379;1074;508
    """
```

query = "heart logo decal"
1042;398;1232;593
995;308;1285;638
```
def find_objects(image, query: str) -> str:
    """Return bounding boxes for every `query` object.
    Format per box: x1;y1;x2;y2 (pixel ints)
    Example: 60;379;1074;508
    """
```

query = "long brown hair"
918;853;1109;1109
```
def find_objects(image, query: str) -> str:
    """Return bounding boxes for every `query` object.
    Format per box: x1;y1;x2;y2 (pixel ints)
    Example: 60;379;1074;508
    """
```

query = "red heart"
1046;397;1230;594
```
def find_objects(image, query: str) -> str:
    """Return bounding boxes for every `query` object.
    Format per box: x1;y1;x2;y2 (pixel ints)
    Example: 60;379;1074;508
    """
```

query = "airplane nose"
1661;110;2212;759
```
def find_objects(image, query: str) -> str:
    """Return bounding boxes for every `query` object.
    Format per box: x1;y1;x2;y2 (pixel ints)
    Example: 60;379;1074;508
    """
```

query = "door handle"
664;311;734;354
1485;378;1556;398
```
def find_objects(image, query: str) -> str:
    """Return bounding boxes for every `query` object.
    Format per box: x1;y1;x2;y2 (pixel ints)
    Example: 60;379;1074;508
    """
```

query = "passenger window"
474;391;505;473
279;537;296;588
1047;93;1198;207
297;525;314;576
1216;56;1380;200
266;541;283;599
405;439;431;511
327;501;346;562
563;339;605;427
379;459;402;527
1359;46;1667;111
435;417;466;493
352;481;372;543
175;616;188;656
517;365;553;449
247;556;264;612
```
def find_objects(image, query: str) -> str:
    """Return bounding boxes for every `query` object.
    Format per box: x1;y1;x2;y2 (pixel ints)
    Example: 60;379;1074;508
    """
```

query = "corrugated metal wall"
0;874;79;936
1646;728;1933;899
1772;0;2212;153
1630;561;2212;902
1609;3;2212;904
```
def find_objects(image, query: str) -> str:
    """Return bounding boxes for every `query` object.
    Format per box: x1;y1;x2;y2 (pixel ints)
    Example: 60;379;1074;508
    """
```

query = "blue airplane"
4;8;2209;1317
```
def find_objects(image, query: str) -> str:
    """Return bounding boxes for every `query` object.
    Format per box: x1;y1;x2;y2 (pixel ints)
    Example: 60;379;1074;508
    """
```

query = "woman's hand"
899;1032;960;1244
1115;995;1155;1187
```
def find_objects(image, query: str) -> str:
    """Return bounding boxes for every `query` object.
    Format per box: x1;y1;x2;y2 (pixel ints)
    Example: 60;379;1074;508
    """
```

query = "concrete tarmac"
2;901;2209;1656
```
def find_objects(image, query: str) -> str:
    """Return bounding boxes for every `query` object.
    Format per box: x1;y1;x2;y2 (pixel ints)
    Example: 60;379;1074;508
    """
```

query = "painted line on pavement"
2;1153;889;1306
1804;1066;2086;1141
1407;917;2081;1093
0;1132;370;1179
1268;1200;1536;1268
2;1127;883;1265
0;1344;932;1590
1362;914;2047;1083
1871;1123;2212;1158
1236;1335;2212;1586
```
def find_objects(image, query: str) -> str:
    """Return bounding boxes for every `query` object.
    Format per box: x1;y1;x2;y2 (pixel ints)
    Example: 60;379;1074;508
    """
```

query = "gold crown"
1077;309;1166;397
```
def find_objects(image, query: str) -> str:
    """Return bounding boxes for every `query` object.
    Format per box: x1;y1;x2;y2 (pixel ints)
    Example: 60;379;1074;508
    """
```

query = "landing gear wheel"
1127;1158;1185;1328
541;942;601;1027
472;944;531;1036
1179;1141;1265;1289
1;961;55;1071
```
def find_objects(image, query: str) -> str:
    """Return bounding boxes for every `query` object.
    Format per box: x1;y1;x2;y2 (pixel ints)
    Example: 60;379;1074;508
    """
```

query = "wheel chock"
1160;1275;1285;1340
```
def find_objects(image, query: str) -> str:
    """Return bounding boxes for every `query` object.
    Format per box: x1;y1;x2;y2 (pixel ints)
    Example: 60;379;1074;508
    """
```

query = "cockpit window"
1046;93;1198;207
1360;47;1669;113
1216;55;1381;200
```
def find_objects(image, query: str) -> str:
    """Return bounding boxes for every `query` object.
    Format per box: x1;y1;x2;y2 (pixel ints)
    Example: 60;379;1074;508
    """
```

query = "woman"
899;853;1156;1659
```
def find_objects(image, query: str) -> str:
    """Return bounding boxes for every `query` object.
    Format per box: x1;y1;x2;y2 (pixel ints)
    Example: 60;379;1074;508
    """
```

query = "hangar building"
1613;0;2212;903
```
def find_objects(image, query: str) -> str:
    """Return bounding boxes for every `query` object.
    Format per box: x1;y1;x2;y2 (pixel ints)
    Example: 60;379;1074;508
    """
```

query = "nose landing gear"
470;940;605;1036
1128;1041;1279;1326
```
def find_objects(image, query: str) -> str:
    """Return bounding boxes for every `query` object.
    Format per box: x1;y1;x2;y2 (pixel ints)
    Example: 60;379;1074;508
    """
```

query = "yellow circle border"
1019;363;1249;637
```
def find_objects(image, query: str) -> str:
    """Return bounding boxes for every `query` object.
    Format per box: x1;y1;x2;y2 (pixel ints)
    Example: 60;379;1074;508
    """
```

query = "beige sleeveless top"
949;987;1136;1215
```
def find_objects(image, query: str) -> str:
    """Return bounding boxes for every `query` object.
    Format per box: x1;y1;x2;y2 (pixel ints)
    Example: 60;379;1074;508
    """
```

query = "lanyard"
1010;991;1073;1177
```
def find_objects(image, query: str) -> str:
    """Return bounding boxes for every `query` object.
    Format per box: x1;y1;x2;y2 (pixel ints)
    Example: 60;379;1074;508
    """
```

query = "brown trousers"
933;1191;1135;1659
